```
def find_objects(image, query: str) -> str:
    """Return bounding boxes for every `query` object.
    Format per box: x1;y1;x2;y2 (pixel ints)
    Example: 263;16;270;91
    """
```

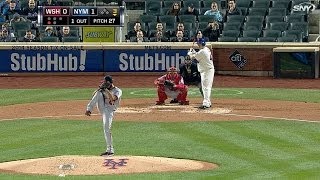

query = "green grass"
1;88;320;179
1;120;320;179
1;88;320;106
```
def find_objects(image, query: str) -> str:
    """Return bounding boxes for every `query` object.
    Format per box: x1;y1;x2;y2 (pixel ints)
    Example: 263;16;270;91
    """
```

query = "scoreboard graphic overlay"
38;6;124;26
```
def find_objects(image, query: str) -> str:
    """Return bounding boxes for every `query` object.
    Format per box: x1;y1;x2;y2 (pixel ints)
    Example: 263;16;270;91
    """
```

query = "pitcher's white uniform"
188;39;215;108
86;87;122;154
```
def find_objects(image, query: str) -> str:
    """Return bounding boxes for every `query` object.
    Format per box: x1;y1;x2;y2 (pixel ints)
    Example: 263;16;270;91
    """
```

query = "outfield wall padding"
0;42;319;77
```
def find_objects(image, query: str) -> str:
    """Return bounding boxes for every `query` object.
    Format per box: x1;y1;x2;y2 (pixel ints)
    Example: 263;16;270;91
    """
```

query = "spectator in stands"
149;22;164;37
203;21;220;42
58;26;76;41
183;4;199;16
0;0;10;15
9;13;26;26
192;30;209;42
21;29;38;42
0;29;15;41
131;30;147;42
150;31;168;42
42;26;57;37
41;0;59;6
22;0;38;22
171;30;189;42
126;21;146;41
224;0;241;22
166;2;181;16
3;0;21;21
2;22;15;36
172;22;189;38
204;1;223;24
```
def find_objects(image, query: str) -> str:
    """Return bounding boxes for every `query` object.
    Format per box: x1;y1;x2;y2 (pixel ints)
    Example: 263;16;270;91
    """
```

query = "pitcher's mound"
0;155;218;176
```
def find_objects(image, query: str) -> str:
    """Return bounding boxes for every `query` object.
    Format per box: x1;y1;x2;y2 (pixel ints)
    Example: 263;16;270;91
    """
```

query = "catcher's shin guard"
176;85;188;102
157;85;167;102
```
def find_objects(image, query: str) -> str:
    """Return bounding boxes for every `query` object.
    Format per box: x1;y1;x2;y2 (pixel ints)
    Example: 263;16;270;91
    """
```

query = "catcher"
154;66;189;105
179;55;203;97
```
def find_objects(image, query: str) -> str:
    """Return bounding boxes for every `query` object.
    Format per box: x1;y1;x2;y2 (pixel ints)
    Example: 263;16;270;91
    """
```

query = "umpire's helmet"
104;75;113;83
197;38;206;46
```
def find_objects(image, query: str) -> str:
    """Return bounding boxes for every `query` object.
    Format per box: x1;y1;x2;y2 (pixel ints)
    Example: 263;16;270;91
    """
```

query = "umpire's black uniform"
179;61;203;96
179;62;200;85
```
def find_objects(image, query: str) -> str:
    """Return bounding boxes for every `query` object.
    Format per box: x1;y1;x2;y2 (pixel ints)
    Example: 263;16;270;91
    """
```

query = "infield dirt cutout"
0;155;217;176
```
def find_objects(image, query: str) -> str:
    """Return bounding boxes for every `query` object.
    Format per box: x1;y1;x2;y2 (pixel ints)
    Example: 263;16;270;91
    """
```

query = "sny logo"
103;158;128;169
229;50;247;69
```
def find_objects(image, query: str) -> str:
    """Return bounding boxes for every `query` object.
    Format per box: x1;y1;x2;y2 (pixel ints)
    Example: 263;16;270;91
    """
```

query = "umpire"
179;56;203;96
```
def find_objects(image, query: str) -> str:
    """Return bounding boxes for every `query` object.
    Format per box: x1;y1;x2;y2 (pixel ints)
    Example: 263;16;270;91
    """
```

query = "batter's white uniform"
86;87;122;154
189;47;215;107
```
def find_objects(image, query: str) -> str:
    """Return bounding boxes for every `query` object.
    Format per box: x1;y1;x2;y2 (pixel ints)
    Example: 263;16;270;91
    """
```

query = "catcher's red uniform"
154;67;189;105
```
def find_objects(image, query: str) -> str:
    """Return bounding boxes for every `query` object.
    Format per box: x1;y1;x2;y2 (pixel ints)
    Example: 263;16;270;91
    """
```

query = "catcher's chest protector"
165;74;181;84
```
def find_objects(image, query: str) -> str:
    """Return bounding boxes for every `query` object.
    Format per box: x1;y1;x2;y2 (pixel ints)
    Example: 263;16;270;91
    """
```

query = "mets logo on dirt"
103;158;128;169
229;50;247;69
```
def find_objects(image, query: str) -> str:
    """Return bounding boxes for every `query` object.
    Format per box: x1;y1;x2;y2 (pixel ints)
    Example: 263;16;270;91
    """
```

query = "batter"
187;38;215;109
85;75;122;156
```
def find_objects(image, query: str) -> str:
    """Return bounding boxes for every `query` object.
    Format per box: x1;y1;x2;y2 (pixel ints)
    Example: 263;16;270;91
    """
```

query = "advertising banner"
104;49;188;72
82;27;115;42
0;49;104;73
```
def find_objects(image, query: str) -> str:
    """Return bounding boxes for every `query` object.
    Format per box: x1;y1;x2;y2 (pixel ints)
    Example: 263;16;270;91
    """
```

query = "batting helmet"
197;38;206;46
104;75;113;83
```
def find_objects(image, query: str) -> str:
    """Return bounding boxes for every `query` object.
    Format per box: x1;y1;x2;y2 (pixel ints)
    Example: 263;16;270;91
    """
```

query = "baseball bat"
190;21;200;49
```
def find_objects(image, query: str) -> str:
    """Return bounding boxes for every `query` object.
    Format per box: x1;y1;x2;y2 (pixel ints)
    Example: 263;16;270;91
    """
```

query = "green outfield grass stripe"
193;122;295;160
159;123;263;169
237;121;320;152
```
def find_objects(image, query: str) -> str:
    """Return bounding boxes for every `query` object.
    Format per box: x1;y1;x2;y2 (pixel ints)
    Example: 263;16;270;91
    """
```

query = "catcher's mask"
184;56;192;64
99;75;113;90
167;66;178;79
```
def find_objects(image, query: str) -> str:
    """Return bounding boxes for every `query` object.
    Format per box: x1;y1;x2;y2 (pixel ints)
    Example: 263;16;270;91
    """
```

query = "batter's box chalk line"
117;107;151;113
117;105;232;114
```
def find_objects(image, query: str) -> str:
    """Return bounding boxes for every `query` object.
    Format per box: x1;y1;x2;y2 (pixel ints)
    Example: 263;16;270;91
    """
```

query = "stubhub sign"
0;50;103;72
104;50;188;72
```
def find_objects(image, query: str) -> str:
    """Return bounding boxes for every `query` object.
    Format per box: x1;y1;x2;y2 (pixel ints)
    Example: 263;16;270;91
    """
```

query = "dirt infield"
0;75;320;175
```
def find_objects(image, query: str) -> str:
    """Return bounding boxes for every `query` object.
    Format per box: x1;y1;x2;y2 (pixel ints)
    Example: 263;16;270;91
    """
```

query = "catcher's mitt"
164;80;175;90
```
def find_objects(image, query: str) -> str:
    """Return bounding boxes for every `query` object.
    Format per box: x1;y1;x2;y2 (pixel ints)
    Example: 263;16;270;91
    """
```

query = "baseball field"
0;75;320;179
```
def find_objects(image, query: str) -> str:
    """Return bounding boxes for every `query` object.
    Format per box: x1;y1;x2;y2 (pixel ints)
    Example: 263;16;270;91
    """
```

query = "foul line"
223;113;320;123
0;112;319;123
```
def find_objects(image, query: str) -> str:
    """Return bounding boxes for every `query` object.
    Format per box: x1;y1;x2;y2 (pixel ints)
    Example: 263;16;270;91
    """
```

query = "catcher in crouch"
154;66;189;105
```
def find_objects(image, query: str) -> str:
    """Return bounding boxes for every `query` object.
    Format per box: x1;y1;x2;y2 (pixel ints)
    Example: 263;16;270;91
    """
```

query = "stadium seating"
158;15;176;29
242;30;261;38
63;36;81;42
277;36;297;42
257;37;277;42
269;22;288;32
221;30;241;38
41;36;59;42
252;0;270;8
218;36;237;42
283;29;303;42
243;22;263;31
183;0;201;8
223;22;242;31
178;15;197;24
145;0;162;15
248;8;268;16
237;37;257;42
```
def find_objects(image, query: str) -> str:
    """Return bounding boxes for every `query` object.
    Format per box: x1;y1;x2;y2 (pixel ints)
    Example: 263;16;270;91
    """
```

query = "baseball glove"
164;80;175;90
